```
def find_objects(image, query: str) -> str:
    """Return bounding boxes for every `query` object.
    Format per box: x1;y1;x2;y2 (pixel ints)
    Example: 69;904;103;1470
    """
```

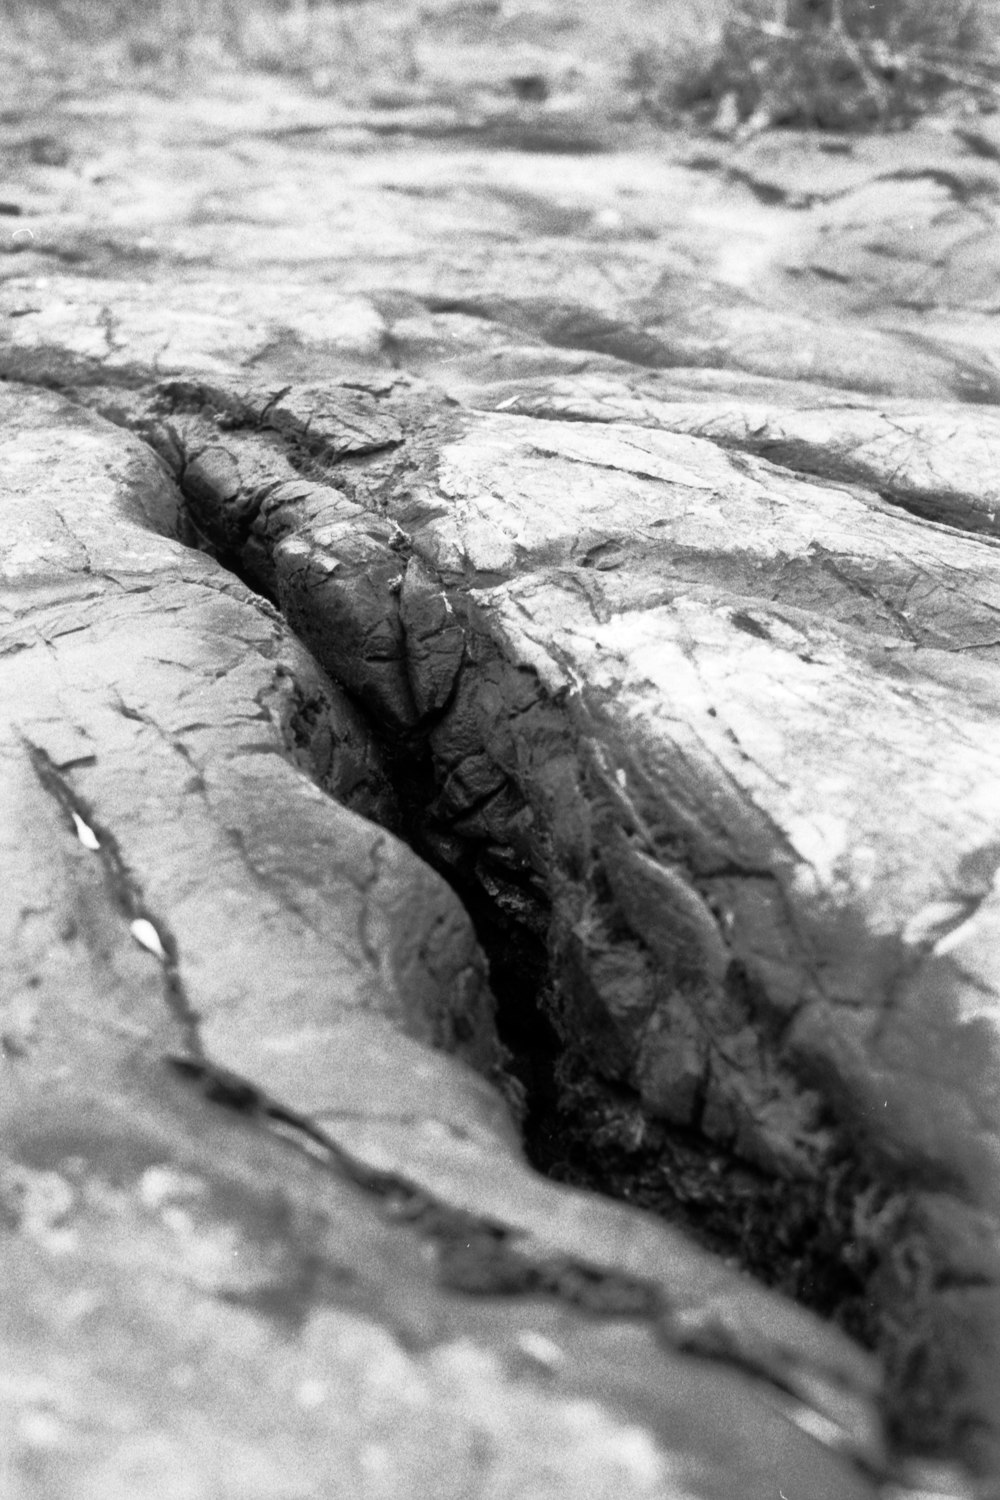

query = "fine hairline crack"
162;1049;889;1484
20;733;203;1058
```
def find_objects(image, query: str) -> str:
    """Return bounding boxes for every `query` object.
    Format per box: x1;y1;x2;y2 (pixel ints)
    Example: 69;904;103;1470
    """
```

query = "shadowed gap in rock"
147;425;898;1361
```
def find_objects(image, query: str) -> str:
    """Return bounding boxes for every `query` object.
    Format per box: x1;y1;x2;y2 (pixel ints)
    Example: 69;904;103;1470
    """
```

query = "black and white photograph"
1;1;998;1495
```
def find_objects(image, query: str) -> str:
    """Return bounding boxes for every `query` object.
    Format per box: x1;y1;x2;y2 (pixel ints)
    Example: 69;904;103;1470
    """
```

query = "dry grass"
630;0;1000;131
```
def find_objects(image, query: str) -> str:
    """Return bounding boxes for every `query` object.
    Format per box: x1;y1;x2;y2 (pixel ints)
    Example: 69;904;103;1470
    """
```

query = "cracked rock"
0;377;888;1500
4;68;1000;1500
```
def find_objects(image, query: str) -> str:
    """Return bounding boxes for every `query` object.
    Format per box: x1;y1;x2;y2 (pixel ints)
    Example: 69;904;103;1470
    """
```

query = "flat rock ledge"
4;86;1000;1500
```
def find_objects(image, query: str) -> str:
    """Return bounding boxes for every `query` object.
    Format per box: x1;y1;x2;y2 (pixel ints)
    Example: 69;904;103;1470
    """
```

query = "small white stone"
516;1330;564;1371
70;811;100;851
130;918;168;961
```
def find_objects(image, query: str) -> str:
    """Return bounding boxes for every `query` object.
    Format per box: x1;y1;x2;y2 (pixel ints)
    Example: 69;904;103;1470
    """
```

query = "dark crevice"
178;497;282;609
161;432;879;1312
528;1052;886;1335
81;381;977;1472
423;838;895;1353
331;685;901;1357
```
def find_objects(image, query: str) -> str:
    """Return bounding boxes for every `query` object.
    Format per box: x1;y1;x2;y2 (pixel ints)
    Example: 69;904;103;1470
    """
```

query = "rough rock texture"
3;69;1000;1500
0;378;886;1500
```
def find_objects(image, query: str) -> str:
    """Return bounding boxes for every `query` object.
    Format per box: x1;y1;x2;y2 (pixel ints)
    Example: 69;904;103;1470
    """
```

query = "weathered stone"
459;372;1000;535
0;378;888;1500
165;383;1000;1469
4;60;1000;1500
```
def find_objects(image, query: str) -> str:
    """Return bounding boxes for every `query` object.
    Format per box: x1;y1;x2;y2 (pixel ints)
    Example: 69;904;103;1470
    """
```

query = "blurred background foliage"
638;0;1000;129
1;0;998;132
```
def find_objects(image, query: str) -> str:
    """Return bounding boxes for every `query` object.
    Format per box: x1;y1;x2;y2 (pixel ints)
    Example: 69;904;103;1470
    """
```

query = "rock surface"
2;61;1000;1500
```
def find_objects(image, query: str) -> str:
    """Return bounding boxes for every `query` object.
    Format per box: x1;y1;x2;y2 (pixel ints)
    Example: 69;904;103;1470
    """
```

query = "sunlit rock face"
3;60;1000;1499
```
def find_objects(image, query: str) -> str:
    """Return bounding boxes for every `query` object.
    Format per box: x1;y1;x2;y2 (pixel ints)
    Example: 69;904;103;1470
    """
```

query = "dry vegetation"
635;0;1000;130
1;0;998;130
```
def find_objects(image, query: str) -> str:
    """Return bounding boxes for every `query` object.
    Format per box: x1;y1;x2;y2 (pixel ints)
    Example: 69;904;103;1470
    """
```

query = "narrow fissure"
279;632;896;1359
439;867;886;1346
82;379;959;1465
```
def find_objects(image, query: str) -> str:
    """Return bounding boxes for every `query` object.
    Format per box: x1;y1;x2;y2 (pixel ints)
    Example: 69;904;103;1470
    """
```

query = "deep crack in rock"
70;369;968;1470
